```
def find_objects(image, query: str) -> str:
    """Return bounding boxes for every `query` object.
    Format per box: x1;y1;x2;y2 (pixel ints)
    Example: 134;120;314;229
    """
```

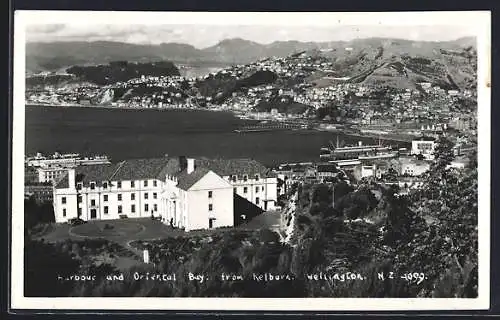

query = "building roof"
110;158;175;181
317;163;337;173
76;164;116;185
413;136;436;142
55;156;274;190
176;167;211;191
195;158;271;177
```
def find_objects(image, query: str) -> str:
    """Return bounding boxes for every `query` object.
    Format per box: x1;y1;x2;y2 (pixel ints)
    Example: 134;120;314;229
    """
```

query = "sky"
25;24;476;48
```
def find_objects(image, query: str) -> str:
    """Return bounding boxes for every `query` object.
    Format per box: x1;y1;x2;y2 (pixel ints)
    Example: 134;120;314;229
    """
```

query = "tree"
382;168;398;182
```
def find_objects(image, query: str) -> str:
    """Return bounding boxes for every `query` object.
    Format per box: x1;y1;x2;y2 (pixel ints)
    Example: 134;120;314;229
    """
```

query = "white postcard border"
11;10;491;311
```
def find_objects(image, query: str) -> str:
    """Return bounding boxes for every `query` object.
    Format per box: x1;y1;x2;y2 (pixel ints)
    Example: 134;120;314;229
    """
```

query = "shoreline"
25;103;219;112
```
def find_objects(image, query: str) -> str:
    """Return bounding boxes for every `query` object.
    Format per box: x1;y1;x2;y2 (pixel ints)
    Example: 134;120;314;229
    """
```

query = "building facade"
195;158;278;211
399;157;431;176
37;166;71;184
411;138;436;161
53;156;276;230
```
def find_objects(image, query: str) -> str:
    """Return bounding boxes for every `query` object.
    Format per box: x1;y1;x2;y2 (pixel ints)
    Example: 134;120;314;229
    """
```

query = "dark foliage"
196;70;278;103
254;95;312;114
66;61;180;85
24;239;80;297
25;197;55;231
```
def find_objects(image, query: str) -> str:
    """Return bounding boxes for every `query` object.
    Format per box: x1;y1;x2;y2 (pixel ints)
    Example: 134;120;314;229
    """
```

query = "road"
240;210;283;233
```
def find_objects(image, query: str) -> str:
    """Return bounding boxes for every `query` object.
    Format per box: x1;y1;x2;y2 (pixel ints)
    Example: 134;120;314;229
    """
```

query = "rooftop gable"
176;167;211;191
196;158;270;177
110;157;174;181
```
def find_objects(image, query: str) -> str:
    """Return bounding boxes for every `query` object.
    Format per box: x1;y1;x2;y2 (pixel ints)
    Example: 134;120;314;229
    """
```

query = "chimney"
187;158;195;174
179;156;187;172
68;168;76;189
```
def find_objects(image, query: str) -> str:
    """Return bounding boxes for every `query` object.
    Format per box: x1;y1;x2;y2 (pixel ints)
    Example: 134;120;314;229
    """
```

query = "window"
118;194;122;201
104;206;108;214
145;204;149;212
153;180;157;187
255;174;260;181
90;182;95;190
208;191;213;198
91;199;96;206
76;183;82;190
131;193;135;200
243;187;248;193
118;205;122;214
153;192;157;199
243;175;248;182
131;181;135;188
144;193;149;200
62;208;66;217
255;186;259;193
117;181;122;189
154;204;158;212
103;194;108;202
256;197;260;205
62;197;66;204
233;188;237;193
103;182;108;189
232;175;237;182
131;204;136;213
78;208;82;216
209;204;213;211
144;180;148;187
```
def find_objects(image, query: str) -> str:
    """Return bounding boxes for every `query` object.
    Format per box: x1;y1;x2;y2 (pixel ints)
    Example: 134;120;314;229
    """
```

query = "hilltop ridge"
26;37;476;74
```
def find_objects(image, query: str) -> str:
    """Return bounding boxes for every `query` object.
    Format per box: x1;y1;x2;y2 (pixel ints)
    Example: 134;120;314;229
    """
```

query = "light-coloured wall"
53;190;78;222
52;168;256;231
68;178;163;222
361;166;375;178
37;167;68;183
187;171;234;231
223;175;277;211
411;141;436;160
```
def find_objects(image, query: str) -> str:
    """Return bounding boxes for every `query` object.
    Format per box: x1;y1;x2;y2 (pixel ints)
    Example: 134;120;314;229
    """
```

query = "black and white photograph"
11;10;491;311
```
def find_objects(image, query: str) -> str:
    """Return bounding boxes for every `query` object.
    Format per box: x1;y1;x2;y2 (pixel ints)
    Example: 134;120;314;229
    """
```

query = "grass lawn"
70;220;145;238
35;212;282;251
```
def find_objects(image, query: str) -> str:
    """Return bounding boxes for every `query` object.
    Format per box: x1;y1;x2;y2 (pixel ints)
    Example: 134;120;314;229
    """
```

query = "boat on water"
320;135;397;161
358;151;399;161
26;152;111;167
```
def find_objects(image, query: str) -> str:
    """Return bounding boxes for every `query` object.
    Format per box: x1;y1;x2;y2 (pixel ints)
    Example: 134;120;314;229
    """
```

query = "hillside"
26;37;476;73
195;70;278;103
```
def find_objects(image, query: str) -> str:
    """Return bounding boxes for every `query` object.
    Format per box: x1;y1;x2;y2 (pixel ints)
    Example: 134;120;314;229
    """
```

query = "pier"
234;122;310;133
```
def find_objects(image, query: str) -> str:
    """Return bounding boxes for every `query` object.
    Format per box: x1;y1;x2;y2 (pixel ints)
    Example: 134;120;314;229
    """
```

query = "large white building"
195;158;277;211
411;137;436;161
53;156;277;231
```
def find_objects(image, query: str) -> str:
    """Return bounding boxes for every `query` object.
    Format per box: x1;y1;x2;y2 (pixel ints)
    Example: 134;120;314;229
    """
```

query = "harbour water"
25;105;407;166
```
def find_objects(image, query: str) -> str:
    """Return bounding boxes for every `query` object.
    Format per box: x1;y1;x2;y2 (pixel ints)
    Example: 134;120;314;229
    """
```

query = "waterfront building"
37;166;71;184
410;137;436;160
316;163;338;181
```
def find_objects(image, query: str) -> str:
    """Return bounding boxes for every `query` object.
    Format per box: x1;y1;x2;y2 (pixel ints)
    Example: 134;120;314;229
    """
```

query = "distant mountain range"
26;37;476;74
